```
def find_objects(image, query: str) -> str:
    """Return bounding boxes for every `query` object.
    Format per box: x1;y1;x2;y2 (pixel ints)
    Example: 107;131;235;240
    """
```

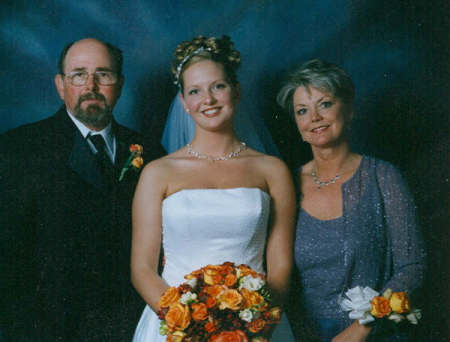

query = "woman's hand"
331;321;371;342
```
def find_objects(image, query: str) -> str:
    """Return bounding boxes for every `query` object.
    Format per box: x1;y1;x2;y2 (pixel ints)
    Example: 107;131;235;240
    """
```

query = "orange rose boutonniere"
119;144;143;181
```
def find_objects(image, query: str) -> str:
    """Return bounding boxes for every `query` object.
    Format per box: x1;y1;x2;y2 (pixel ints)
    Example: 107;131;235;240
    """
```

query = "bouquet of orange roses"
157;262;282;342
340;286;421;326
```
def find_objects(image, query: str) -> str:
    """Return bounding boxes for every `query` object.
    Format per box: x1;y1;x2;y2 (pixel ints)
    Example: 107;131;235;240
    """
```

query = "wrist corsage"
119;144;144;181
339;286;421;325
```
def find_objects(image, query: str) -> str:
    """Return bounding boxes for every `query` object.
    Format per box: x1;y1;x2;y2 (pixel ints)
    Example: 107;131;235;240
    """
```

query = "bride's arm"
264;157;296;306
131;160;169;312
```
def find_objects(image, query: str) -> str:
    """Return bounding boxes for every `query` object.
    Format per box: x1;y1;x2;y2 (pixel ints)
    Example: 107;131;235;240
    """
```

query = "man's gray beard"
73;101;112;129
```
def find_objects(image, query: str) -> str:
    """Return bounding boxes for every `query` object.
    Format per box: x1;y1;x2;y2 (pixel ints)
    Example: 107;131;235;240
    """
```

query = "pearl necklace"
187;142;247;161
311;170;341;190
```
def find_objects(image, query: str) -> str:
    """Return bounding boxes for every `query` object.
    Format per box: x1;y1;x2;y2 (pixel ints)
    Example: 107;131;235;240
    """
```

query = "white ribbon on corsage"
339;286;379;324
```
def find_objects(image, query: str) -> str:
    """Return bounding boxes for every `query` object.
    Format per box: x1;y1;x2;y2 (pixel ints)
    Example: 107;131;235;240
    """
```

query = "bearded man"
0;38;165;341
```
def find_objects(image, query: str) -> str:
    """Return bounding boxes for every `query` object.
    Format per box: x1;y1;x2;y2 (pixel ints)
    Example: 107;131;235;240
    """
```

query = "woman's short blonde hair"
277;59;355;119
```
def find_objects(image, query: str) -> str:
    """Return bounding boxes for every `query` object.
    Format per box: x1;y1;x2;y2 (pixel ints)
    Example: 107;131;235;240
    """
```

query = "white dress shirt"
66;111;116;163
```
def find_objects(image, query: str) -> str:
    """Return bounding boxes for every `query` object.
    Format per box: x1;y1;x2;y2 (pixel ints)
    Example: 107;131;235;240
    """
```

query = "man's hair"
57;39;123;76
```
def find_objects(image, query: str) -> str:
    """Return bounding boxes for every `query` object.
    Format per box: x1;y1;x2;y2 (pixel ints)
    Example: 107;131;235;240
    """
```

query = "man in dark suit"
0;38;165;341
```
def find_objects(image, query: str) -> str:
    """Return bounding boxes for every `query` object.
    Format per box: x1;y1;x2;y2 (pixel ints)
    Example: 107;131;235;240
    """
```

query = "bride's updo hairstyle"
171;35;241;92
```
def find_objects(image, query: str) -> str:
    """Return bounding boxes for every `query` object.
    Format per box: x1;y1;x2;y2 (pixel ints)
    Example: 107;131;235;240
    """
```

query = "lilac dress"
294;156;425;341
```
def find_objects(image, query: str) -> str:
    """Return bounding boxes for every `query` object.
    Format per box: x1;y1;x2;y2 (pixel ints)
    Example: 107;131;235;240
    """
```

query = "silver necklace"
187;141;247;161
311;170;341;190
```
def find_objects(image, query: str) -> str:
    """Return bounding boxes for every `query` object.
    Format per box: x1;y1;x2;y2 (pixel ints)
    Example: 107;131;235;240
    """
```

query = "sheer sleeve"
376;161;426;295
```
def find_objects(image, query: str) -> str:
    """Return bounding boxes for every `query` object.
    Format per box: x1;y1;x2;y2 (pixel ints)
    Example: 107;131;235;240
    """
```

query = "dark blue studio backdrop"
1;1;448;340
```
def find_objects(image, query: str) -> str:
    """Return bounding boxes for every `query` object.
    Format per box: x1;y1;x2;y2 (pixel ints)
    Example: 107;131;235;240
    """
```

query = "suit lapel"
115;137;129;175
52;107;105;189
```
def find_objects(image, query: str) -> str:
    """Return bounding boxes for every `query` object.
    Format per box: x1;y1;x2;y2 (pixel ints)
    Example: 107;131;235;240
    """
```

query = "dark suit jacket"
0;107;165;341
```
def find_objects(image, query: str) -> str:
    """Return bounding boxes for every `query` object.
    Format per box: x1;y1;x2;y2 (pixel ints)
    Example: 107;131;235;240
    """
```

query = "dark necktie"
88;134;116;186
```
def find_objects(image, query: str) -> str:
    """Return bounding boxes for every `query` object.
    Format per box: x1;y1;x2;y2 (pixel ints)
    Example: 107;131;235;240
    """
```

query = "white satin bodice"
161;187;270;285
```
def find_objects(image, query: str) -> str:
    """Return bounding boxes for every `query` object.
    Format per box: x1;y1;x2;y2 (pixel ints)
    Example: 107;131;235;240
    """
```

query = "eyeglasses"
63;70;119;86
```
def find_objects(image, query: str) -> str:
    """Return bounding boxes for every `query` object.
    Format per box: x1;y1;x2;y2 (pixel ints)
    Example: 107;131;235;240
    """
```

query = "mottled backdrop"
0;0;448;340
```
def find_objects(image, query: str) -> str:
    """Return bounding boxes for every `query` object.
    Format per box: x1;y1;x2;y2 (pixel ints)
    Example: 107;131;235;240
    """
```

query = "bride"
131;35;296;341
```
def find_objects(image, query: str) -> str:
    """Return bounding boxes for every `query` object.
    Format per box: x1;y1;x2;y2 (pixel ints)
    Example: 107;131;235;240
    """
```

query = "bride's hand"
331;321;371;342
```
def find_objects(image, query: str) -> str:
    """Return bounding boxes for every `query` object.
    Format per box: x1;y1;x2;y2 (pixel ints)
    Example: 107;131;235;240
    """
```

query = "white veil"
161;92;280;156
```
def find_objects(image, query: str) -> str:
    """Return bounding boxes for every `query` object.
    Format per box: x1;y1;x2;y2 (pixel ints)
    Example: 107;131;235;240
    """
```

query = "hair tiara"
173;46;213;86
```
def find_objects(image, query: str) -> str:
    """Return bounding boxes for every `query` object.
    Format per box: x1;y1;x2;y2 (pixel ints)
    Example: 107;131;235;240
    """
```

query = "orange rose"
247;318;266;333
185;269;203;280
237;265;260;278
158;287;181;308
205;321;218;334
131;156;143;168
210;330;249;342
222;261;236;267
129;144;143;153
220;263;235;275
264;306;282;323
389;292;411;314
165;303;191;332
206;296;217;309
240;288;267;311
370;296;392;318
204;265;224;285
224;273;238;287
191;302;208;321
218;289;243;310
204;285;226;298
167;330;186;342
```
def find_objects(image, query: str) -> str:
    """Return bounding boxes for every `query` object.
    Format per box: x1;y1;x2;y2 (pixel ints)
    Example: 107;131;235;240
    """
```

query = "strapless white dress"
133;188;295;341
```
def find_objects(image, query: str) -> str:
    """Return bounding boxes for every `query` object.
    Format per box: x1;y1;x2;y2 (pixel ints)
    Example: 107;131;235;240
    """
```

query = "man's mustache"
78;92;106;104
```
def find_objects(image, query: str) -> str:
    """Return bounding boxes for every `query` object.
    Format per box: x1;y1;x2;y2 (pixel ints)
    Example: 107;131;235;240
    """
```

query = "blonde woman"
131;35;296;341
